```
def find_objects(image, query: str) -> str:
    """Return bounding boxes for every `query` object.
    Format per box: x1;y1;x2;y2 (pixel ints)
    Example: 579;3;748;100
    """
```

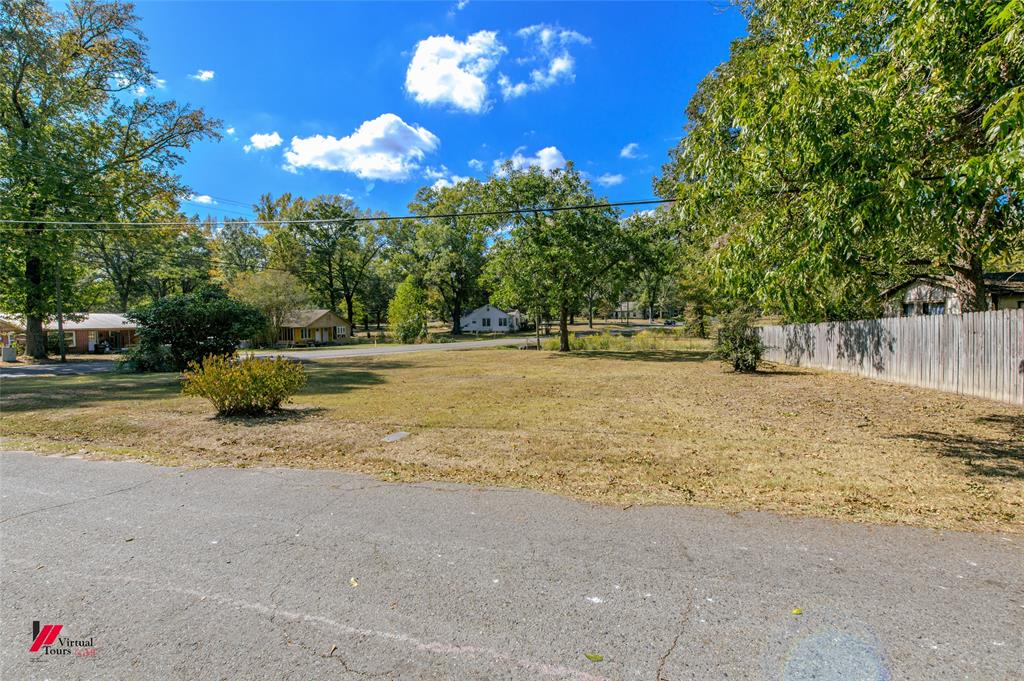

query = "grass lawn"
2;342;1021;533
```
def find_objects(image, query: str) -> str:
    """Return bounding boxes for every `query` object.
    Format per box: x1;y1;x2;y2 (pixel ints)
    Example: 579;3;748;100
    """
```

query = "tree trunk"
54;266;66;362
558;304;570;352
587;299;594;329
952;252;987;312
451;294;462;335
24;252;47;359
344;294;355;326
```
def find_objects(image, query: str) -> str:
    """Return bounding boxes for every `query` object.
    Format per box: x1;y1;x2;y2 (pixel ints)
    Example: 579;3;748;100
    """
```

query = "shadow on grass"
1;359;414;414
549;349;712;363
0;373;182;413
744;367;811;377
212;406;327;426
897;414;1024;479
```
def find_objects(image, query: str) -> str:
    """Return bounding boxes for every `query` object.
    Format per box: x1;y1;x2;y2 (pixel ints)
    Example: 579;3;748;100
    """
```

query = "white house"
459;304;520;333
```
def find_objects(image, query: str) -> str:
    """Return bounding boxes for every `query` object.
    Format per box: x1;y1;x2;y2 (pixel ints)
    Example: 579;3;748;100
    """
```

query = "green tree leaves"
659;0;1023;321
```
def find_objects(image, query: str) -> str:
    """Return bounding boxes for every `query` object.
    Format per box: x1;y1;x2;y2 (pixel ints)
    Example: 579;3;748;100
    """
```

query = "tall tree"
262;194;387;324
657;0;1023;320
144;220;213;299
623;209;680;322
215;219;266;281
0;0;219;356
229;269;309;346
485;162;623;351
408;180;491;334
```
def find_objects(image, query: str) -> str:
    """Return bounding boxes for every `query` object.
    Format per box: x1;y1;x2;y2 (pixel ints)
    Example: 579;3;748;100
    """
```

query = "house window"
47;330;75;348
498;317;506;326
335;325;347;338
1018;301;1024;309
300;328;312;340
902;303;917;316
924;302;945;315
482;318;491;327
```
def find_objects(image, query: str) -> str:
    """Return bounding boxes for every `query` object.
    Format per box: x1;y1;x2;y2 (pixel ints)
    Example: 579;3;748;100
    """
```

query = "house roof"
984;272;1024;296
461;304;510;318
0;315;24;332
280;309;349;328
880;273;1024;299
43;313;135;331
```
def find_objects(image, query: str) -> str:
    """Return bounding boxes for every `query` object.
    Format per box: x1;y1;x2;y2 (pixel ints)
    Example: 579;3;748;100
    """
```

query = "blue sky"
131;1;747;220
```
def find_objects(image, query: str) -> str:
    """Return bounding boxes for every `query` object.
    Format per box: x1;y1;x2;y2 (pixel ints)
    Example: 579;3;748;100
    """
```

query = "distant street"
255;335;533;361
0;337;534;378
2;451;1021;680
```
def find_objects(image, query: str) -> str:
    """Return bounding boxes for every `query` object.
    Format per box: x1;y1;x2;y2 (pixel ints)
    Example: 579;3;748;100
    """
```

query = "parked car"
663;319;677;326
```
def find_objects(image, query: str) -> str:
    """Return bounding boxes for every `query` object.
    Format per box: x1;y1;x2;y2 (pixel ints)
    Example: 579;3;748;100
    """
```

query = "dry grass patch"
2;343;1021;532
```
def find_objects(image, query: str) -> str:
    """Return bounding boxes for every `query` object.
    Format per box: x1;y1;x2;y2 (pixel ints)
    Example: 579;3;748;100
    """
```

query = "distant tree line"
4;0;1019;362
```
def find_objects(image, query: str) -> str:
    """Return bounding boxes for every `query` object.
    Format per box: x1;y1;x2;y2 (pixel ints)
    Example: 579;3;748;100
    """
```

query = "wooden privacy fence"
757;309;1024;405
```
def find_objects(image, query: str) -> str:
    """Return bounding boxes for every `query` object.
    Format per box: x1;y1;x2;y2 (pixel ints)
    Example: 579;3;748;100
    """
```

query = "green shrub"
388;278;429;343
712;310;764;372
128;285;267;371
181;354;307;416
118;343;176;373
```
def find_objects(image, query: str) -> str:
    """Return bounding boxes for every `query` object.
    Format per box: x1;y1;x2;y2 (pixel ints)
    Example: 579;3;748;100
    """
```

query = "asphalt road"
0;338;534;378
0;361;116;378
1;451;1021;680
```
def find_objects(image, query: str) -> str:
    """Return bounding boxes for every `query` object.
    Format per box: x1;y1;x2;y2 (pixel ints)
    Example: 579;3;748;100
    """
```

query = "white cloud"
620;142;643;159
244;131;283;153
423;165;448;180
432;175;471;191
133;85;147;96
186;194;216;205
498;24;590;99
283;113;440;181
493;145;566;174
467;158;484;171
189;69;215;82
425;165;471;189
226;127;236;136
595;173;625;187
405;31;505;113
154;78;167;89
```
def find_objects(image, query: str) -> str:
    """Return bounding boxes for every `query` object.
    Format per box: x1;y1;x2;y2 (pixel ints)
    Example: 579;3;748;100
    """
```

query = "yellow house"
278;309;352;346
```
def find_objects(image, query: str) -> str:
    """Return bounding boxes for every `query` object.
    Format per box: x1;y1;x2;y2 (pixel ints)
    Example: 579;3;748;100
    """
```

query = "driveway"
1;451;1020;680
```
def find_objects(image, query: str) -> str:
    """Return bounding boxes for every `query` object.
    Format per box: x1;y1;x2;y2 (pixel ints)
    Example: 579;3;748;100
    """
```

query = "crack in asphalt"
280;620;389;678
0;475;161;524
655;597;694;681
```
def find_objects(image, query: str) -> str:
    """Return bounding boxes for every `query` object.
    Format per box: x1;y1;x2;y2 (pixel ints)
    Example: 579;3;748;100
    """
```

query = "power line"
0;198;677;230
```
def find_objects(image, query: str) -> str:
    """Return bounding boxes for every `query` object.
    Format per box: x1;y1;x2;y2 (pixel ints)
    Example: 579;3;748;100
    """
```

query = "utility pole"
54;256;67;363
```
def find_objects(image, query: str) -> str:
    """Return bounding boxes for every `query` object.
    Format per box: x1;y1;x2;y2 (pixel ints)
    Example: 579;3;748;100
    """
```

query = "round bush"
181;354;307;416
